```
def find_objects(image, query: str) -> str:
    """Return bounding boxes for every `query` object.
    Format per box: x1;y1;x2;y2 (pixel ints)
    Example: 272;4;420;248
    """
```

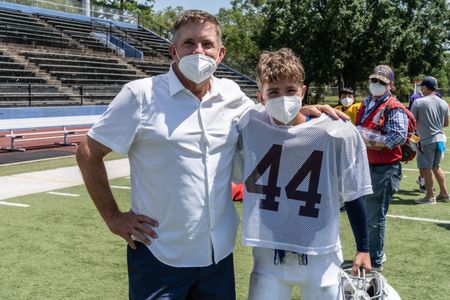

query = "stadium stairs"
0;48;75;107
0;5;258;107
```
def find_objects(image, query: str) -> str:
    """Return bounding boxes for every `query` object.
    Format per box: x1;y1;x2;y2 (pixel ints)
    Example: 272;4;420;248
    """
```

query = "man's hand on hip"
106;210;159;250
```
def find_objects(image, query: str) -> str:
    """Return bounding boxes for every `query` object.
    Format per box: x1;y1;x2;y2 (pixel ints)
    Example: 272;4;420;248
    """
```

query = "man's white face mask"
340;97;354;107
265;95;302;125
369;82;387;97
177;53;218;84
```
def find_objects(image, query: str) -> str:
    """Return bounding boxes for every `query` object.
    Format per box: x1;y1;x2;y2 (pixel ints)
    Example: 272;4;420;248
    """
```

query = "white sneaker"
416;176;425;185
414;196;436;205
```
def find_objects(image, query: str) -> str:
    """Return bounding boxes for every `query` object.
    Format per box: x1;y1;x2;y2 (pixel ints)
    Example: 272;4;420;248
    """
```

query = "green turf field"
1;130;450;299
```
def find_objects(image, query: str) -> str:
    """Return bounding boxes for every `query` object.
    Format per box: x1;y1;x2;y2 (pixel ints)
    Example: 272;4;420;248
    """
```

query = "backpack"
380;98;421;162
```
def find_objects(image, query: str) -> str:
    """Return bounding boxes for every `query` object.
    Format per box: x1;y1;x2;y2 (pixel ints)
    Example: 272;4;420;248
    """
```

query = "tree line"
96;0;449;102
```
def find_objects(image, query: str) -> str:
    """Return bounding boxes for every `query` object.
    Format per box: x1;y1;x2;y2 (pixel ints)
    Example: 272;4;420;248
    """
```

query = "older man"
355;65;408;271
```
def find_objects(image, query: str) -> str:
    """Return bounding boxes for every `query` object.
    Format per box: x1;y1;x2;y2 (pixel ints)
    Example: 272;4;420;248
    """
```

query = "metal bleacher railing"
0;0;138;25
0;105;105;151
0;0;173;39
91;19;143;59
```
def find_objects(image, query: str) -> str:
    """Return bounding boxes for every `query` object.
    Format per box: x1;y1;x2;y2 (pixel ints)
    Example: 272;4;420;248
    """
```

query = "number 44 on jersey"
244;144;323;219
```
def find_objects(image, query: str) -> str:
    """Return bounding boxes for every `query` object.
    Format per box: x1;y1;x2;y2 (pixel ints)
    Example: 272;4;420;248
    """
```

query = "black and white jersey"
237;105;372;255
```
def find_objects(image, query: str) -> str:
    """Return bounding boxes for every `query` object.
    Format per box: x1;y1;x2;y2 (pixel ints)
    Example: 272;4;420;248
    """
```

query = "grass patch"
0;177;131;300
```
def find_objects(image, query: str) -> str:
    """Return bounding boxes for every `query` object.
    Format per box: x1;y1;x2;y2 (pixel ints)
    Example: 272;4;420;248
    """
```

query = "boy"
335;87;361;124
235;48;372;299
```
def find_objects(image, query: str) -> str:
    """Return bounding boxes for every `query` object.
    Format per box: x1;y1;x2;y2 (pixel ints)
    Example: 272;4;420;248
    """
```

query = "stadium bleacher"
36;14;119;54
20;50;146;104
119;26;172;58
0;4;258;108
0;7;77;49
0;49;74;106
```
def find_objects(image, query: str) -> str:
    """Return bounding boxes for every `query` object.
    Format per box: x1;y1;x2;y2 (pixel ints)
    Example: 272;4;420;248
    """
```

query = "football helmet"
340;265;401;300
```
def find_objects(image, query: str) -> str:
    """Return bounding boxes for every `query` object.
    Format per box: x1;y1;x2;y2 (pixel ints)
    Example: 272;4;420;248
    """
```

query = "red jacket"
356;96;403;164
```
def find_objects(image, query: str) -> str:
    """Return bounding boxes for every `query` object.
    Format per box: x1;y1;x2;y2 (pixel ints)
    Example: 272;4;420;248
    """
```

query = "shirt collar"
168;63;187;97
209;76;222;97
363;93;390;106
168;62;223;99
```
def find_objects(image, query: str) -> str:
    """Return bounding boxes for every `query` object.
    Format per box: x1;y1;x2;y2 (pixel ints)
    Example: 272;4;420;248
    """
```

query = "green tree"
94;0;154;10
150;6;184;30
146;6;184;39
228;0;449;102
93;0;154;24
217;1;264;76
93;0;176;38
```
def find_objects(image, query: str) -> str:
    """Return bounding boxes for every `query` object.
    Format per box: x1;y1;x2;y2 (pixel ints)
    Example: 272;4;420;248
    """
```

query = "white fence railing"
0;0;138;24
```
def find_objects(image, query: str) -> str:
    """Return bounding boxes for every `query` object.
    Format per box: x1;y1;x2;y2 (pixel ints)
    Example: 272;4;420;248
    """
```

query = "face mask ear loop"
214;48;222;64
174;47;182;62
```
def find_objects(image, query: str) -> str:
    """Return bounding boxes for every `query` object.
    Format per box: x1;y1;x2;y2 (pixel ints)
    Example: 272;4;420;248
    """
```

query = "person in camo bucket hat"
355;64;409;272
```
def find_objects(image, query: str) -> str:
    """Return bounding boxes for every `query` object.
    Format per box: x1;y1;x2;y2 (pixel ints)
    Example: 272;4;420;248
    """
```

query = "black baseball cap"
339;87;354;97
421;76;438;91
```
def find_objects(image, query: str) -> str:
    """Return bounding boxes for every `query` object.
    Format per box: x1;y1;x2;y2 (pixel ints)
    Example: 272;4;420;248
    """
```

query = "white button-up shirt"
88;66;254;267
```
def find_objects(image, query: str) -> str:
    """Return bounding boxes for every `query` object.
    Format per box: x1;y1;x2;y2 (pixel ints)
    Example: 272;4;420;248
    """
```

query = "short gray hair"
172;10;222;44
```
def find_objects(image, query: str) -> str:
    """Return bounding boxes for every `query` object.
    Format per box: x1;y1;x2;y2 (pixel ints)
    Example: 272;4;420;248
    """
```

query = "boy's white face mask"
177;53;218;84
341;97;354;107
265;95;302;125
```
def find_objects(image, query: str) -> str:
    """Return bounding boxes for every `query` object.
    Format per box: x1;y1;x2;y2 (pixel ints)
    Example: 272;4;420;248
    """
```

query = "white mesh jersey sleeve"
233;104;264;182
334;122;373;202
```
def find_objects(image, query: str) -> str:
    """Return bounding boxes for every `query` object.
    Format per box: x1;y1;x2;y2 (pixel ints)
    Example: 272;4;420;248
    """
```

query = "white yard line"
47;191;80;197
402;167;450;174
111;185;131;190
0;159;129;200
0;201;30;207
387;214;450;224
402;168;419;172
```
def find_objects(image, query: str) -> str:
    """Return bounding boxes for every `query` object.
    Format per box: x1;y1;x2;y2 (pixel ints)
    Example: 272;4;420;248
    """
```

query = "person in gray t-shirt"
411;76;449;204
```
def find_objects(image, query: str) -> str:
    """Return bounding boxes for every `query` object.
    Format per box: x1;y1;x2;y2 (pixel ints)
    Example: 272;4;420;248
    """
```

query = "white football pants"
248;247;344;300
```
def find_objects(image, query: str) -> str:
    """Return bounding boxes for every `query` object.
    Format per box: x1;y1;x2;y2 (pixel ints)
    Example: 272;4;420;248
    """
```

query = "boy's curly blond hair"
172;10;222;44
256;48;305;88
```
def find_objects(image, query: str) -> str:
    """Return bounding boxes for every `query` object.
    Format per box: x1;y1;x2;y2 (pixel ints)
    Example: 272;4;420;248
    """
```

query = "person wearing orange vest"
355;65;408;272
